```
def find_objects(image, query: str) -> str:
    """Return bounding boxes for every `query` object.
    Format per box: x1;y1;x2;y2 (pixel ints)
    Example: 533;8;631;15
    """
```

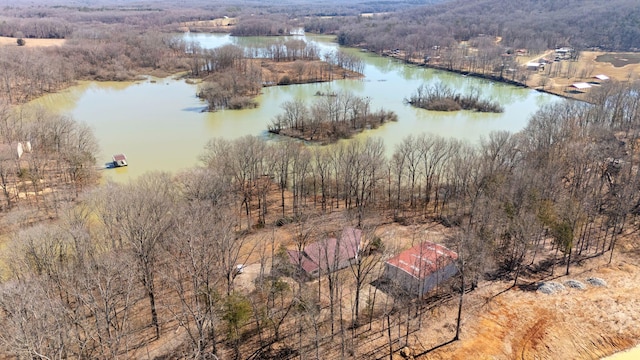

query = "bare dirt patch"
0;36;65;48
423;252;640;360
258;59;364;86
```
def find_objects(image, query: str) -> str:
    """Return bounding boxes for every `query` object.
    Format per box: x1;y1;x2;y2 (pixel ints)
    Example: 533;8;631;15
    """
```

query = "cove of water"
30;33;559;182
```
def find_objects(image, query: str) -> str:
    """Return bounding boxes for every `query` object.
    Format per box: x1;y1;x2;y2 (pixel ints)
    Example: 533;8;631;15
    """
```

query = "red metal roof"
386;242;458;280
287;249;318;274
113;153;127;161
288;227;361;275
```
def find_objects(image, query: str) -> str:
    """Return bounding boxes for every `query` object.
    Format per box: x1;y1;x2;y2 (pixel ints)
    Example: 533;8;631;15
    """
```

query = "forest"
318;0;640;52
1;0;640;359
1;81;639;358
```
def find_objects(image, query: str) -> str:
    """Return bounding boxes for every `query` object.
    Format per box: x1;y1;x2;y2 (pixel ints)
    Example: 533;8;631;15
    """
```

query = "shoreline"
381;52;588;103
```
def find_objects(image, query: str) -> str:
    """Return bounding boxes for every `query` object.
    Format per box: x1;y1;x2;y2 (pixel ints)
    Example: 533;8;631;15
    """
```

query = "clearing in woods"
0;36;65;47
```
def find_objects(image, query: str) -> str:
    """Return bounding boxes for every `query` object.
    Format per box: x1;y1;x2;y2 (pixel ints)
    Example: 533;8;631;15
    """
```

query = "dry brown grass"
258;59;364;86
0;36;65;48
177;17;237;33
422;239;640;359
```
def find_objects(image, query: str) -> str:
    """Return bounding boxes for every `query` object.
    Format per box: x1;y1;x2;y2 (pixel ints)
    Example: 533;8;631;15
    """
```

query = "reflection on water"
28;32;560;182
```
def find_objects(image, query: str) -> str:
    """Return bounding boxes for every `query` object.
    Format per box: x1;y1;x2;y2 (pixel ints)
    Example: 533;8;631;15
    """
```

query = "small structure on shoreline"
568;82;592;93
112;153;128;167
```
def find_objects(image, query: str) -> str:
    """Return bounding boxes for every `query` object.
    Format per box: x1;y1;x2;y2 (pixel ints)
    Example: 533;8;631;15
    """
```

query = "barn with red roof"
382;241;458;296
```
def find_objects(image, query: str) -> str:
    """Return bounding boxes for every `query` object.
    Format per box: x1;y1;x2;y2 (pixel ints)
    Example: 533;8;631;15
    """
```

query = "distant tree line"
230;16;293;36
313;0;640;52
0;6;232;33
0;18;73;39
303;0;640;87
0;25;195;104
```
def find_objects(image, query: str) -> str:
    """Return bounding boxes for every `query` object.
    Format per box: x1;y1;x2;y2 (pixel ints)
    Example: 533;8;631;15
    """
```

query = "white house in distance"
382;241;458;296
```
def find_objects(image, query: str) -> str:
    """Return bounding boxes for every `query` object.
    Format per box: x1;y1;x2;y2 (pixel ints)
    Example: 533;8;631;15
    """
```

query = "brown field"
177;17;237;32
0;36;65;47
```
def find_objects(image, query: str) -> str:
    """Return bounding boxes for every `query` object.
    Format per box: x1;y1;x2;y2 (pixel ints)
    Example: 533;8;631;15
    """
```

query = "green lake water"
30;33;559;182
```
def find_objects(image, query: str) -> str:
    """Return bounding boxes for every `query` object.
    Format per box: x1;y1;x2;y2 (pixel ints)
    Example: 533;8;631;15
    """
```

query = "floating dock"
112;153;128;167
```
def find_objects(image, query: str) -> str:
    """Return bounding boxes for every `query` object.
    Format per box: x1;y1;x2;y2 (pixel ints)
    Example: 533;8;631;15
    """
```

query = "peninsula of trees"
195;43;364;111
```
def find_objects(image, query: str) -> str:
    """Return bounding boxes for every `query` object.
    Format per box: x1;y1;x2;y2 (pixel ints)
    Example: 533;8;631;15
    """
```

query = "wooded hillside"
2;81;640;358
321;0;640;51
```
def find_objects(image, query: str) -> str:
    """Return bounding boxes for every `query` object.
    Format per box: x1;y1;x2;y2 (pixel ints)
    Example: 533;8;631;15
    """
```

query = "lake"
30;32;559;182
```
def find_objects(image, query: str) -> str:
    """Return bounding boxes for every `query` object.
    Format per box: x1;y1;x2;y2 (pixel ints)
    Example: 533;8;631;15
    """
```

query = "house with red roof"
287;227;362;278
382;241;458;296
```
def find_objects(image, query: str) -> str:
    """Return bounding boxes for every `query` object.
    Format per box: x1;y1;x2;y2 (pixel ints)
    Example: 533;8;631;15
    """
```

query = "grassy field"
596;53;640;68
0;36;65;47
177;17;237;32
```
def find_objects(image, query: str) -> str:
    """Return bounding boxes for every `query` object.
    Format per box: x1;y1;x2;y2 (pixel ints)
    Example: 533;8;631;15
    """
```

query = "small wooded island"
268;92;397;144
192;39;399;143
406;83;504;113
